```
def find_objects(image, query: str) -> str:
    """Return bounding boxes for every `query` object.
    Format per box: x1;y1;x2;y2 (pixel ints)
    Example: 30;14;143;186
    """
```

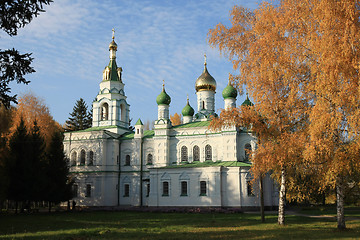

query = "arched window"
244;143;252;161
181;146;188;162
193;145;200;161
147;154;153;165
80;150;86;165
205;144;212;161
101;103;109;120
125;154;131;166
71;152;77;166
120;104;125;121
202;101;205;109
89;151;94;166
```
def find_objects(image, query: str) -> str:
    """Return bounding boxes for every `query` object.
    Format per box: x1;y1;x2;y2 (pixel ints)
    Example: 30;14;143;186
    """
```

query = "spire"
204;53;207;68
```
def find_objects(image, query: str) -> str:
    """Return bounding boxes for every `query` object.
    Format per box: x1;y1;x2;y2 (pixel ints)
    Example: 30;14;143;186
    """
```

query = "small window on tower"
101;103;109;120
125;155;131;166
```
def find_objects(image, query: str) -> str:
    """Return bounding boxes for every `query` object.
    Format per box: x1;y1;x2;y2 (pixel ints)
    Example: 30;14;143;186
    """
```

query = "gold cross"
112;28;115;40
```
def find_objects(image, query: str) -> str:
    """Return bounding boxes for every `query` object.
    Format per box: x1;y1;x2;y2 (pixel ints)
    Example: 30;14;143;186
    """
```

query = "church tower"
92;29;130;134
195;54;217;120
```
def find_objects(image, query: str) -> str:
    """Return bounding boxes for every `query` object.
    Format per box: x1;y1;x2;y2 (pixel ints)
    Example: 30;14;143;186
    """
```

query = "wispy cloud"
5;0;256;123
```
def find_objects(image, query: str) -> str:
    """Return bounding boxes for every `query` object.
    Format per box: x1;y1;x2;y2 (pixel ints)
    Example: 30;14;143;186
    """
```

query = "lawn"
0;209;359;239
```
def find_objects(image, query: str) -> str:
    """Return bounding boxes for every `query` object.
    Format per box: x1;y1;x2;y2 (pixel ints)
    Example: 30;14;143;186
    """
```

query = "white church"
63;33;279;209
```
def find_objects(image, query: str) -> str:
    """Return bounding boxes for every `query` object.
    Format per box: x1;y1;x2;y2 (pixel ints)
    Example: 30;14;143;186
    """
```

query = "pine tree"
7;118;31;206
28;120;46;202
65;98;92;131
44;130;73;211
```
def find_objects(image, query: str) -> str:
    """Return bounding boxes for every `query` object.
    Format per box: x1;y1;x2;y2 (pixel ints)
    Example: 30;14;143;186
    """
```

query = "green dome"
156;86;171;105
241;95;254;106
182;99;194;116
222;84;237;99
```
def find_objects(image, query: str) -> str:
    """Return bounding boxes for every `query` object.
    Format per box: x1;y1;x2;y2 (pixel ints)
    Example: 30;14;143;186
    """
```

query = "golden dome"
195;64;216;92
109;40;117;50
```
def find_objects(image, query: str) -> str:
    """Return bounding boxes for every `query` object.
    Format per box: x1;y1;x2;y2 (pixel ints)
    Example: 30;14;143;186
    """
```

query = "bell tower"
92;29;130;134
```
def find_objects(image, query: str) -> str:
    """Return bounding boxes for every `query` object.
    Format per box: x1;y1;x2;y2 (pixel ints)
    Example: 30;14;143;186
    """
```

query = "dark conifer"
45;130;73;211
7;118;30;206
65;98;92;131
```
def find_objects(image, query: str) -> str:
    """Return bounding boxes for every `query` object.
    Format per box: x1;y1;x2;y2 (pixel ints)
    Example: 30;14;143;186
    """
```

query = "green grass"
0;211;359;239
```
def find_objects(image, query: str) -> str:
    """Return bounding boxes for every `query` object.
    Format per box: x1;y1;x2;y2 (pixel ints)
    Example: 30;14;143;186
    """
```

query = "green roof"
157;161;251;169
222;84;238;99
70;125;118;133
120;130;154;140
135;118;143;125
172;120;210;129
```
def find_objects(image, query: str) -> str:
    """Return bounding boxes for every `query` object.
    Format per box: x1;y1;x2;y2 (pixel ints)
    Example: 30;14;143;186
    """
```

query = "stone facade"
63;35;278;209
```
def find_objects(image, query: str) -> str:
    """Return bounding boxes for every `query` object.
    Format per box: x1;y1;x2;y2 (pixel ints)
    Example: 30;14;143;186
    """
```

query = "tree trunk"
48;201;51;213
336;177;346;230
260;176;265;222
278;168;286;225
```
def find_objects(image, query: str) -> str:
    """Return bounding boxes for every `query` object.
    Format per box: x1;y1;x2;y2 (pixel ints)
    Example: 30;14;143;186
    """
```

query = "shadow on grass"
0;212;359;239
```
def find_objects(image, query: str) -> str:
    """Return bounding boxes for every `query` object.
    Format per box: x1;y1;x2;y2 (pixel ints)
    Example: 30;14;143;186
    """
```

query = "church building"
63;33;278;208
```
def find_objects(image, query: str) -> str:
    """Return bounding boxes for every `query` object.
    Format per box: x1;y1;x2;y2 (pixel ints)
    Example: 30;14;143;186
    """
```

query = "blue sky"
1;0;259;125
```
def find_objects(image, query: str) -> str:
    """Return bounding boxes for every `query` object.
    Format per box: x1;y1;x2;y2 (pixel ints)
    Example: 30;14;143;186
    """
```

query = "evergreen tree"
45;130;73;211
28;120;46;202
1;0;53;108
65;98;92;131
7;118;31;205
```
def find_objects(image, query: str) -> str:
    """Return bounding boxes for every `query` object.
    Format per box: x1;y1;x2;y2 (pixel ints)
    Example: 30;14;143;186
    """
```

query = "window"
162;181;169;196
202;101;205;109
85;184;91;197
71;152;77;166
200;181;207;196
124;184;130;197
205;145;212;161
146;183;150;197
89;151;94;166
181;181;188;196
125;155;131;166
80;150;86;165
72;184;78;198
181;146;188;162
147;154;153;165
101;103;109;120
244;143;252;161
247;181;255;196
193;145;200;161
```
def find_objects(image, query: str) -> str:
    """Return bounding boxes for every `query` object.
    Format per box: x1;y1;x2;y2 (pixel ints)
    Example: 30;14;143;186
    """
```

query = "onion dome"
195;54;216;92
222;81;238;99
109;29;117;50
182;96;194;116
156;82;171;105
241;95;254;106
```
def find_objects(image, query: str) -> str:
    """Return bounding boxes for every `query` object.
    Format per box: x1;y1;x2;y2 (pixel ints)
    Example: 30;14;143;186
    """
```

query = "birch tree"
208;0;360;229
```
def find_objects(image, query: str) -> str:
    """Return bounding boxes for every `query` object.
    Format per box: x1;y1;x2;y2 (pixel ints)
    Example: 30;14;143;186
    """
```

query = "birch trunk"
278;168;286;225
260;176;265;222
336;177;346;230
